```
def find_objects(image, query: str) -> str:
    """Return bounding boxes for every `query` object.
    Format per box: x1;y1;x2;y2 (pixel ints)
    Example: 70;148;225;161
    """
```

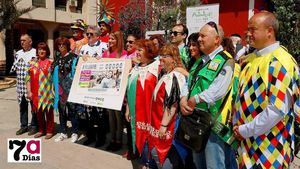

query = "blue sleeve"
53;65;59;114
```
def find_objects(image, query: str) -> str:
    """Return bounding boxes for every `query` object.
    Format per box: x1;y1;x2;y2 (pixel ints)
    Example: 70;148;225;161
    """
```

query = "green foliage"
272;0;300;61
0;0;34;31
119;0;152;38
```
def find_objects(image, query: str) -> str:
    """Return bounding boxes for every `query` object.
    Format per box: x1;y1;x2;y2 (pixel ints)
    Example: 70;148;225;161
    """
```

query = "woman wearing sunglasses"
53;37;80;143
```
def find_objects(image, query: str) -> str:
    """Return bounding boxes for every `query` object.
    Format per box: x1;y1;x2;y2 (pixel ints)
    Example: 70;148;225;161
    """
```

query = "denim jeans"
20;95;38;129
193;133;226;169
58;102;79;134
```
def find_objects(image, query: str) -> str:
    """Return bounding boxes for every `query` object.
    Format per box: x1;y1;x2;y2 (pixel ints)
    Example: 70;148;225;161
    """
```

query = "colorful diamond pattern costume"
234;47;300;168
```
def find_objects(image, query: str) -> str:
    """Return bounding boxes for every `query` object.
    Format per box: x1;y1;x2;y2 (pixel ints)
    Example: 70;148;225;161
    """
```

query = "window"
55;0;67;11
32;0;46;8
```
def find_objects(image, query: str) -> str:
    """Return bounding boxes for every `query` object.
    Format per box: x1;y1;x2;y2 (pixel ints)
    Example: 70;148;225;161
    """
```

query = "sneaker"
55;133;68;142
16;127;28;135
70;133;78;143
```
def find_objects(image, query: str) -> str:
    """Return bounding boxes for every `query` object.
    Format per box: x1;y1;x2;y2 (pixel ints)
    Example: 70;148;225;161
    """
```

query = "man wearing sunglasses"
69;19;88;55
180;22;236;169
79;25;108;147
80;25;108;58
170;24;191;70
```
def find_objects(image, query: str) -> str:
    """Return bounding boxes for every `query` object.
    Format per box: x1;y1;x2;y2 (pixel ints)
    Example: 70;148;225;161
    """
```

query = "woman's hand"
125;104;131;122
158;126;167;139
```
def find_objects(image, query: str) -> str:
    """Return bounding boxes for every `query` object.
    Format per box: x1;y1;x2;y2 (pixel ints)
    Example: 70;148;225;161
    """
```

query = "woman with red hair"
125;39;160;168
26;42;54;139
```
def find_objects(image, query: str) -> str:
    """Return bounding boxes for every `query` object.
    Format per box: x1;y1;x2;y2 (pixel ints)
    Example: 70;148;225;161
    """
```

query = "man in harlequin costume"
69;19;88;55
180;22;236;169
97;13;114;43
10;34;38;136
233;11;300;168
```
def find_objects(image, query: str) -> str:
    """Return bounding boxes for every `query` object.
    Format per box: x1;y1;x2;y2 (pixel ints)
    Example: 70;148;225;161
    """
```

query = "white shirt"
79;40;107;58
235;42;289;138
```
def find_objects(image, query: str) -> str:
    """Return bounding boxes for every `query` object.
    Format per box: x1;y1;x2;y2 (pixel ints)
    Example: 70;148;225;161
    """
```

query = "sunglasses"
207;21;219;35
126;40;134;44
58;44;66;47
86;32;95;37
170;31;184;36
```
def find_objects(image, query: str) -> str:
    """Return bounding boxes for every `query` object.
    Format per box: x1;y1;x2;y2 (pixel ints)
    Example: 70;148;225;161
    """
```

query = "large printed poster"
186;3;219;34
68;58;131;111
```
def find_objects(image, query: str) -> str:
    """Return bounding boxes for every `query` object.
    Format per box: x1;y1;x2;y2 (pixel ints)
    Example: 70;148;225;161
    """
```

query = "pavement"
0;86;138;169
0;86;300;169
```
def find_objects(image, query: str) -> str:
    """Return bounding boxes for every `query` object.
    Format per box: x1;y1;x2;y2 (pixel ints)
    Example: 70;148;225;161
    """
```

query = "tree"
118;0;152;38
272;0;300;62
0;0;34;75
152;0;201;31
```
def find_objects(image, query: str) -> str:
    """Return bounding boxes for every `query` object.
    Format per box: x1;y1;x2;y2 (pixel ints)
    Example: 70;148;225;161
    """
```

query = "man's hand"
187;96;196;110
180;97;193;115
82;54;90;61
233;125;244;141
27;91;32;100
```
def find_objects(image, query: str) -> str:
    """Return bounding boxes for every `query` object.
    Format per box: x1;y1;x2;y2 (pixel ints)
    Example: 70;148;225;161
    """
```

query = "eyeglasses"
207;21;219;35
170;31;184;36
58;44;66;47
86;32;95;37
160;54;172;58
126;40;134;44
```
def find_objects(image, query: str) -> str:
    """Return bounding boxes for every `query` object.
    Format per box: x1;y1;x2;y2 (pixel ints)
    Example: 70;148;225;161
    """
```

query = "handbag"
176;108;214;152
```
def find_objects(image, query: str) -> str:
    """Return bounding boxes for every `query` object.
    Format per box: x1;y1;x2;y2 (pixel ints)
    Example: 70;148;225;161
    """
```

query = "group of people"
10;10;300;169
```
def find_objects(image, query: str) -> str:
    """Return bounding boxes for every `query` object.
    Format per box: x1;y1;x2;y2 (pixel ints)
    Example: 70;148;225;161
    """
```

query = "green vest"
188;51;239;149
188;53;228;116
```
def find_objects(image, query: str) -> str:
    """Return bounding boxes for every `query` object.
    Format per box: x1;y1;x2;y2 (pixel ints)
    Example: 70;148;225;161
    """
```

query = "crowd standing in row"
10;11;300;169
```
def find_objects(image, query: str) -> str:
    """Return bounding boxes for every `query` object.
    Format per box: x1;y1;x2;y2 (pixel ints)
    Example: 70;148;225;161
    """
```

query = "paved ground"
0;86;299;169
0;86;139;169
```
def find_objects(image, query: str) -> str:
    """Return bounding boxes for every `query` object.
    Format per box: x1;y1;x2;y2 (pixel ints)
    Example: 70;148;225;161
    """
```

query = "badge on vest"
208;60;221;71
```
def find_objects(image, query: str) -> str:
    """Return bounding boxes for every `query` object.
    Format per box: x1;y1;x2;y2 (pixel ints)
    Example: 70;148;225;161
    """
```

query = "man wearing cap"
69;19;88;55
97;13;114;43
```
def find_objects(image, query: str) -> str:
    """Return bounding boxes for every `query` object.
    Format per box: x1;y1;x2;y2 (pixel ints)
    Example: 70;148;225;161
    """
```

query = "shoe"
45;133;54;140
111;142;122;151
34;132;45;138
71;133;78;143
55;133;68;142
16;127;28;135
105;142;115;151
28;128;38;136
94;140;105;148
83;139;95;145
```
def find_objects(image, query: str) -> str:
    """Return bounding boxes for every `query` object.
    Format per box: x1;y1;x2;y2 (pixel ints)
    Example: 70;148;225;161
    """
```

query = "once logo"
7;138;42;163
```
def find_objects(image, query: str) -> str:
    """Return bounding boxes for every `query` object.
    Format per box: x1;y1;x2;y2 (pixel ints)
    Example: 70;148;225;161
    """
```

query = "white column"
248;0;255;20
0;30;6;74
